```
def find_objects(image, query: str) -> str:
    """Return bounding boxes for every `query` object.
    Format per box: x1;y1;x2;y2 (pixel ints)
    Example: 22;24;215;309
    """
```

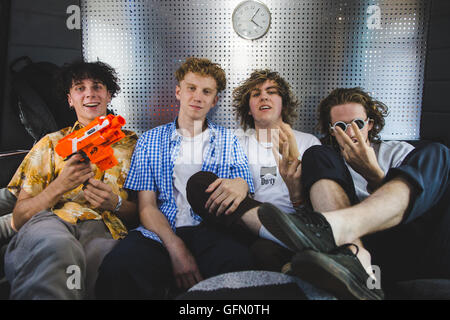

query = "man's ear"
212;94;219;107
175;85;181;101
67;94;73;107
106;91;112;104
368;119;374;132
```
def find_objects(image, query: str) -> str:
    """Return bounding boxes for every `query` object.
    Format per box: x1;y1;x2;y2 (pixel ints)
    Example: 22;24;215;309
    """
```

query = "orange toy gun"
55;114;126;171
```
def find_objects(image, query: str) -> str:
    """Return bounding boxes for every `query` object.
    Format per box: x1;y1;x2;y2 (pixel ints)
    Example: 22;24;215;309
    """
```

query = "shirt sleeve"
124;132;157;192
391;141;415;168
7;134;56;197
230;135;255;194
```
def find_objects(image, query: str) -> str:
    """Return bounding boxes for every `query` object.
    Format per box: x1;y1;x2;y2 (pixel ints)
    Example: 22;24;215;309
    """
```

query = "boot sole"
258;203;318;252
290;250;382;300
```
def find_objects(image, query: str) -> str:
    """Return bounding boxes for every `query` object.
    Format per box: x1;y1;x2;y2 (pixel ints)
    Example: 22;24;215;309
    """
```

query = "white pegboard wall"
81;0;429;140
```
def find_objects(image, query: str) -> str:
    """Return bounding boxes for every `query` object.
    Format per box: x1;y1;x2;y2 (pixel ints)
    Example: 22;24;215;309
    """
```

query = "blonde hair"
175;57;226;93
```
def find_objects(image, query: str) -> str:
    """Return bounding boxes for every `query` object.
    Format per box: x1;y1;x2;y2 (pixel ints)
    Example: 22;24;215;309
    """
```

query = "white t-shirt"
239;129;321;213
348;140;415;201
173;129;210;228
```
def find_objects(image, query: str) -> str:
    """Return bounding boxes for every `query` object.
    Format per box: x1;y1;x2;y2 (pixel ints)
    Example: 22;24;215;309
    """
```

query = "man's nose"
346;126;355;137
193;90;202;101
85;87;96;97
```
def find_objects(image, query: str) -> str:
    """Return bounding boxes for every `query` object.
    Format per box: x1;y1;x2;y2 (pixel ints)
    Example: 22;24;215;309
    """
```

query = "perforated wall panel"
81;0;429;140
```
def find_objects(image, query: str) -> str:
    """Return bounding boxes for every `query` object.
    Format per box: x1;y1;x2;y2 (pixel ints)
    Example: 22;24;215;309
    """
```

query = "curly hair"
175;57;226;93
56;60;120;100
232;69;298;130
318;87;389;145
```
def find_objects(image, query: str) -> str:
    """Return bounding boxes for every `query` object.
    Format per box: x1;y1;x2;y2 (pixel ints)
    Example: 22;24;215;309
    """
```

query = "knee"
302;145;350;191
402;142;450;175
303;145;340;168
186;171;219;193
186;171;219;211
424;142;449;160
40;234;83;262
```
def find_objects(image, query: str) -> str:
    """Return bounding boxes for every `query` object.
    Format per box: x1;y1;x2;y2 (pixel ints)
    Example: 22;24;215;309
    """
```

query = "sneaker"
289;244;384;300
257;203;336;253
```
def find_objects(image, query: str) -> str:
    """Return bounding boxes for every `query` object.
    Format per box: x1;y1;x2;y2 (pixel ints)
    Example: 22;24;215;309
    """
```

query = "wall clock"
232;0;271;40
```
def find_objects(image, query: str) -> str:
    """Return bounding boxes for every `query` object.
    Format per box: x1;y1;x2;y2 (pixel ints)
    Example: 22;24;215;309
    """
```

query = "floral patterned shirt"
7;121;138;240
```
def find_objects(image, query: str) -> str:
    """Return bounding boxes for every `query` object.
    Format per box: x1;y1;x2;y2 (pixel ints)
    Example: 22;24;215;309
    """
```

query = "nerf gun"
55;114;126;171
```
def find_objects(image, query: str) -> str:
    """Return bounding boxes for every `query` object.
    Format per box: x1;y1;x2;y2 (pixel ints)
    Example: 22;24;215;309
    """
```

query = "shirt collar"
169;116;217;141
69;121;85;134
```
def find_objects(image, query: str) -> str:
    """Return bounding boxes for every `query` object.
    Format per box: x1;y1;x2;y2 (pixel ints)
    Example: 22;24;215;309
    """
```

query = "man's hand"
272;122;300;163
271;130;303;204
138;191;202;290
165;237;203;290
83;178;119;211
54;153;94;194
334;122;385;189
204;178;249;216
12;154;94;231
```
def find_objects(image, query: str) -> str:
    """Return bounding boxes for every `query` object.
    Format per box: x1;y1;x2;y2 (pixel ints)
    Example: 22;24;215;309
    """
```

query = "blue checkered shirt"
124;118;255;243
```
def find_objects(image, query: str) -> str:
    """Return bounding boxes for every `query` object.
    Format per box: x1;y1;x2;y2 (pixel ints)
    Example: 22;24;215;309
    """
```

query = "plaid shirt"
124;118;255;242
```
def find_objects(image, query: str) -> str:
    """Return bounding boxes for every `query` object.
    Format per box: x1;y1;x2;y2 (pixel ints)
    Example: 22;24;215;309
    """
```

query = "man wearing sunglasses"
257;87;449;299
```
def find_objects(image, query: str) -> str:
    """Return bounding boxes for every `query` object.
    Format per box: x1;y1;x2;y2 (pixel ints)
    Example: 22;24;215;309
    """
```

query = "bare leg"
241;207;291;249
310;179;373;277
240;178;353;236
310;179;352;212
324;176;413;247
240;207;261;234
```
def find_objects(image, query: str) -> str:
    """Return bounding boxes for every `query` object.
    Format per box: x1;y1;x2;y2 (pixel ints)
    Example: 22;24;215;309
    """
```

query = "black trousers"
95;225;255;299
186;171;294;272
301;143;450;283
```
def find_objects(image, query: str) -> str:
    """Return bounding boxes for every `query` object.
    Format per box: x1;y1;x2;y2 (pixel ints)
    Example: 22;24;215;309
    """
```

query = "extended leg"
325;142;450;247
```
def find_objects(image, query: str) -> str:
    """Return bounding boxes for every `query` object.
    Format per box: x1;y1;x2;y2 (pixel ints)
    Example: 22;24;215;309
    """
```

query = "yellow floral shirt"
7;121;138;240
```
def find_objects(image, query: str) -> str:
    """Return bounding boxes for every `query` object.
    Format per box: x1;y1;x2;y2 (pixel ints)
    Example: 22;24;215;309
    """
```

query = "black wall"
0;0;82;152
0;0;11;113
421;0;450;147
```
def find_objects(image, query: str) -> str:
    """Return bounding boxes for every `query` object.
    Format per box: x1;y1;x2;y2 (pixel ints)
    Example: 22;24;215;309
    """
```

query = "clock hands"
251;20;261;28
250;8;260;21
250;8;261;28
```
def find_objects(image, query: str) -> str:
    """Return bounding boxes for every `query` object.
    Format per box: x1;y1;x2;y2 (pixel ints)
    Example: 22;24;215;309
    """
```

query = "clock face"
232;0;271;40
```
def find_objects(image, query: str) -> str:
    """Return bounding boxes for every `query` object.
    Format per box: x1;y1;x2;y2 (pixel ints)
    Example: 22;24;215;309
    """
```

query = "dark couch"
0;143;449;300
